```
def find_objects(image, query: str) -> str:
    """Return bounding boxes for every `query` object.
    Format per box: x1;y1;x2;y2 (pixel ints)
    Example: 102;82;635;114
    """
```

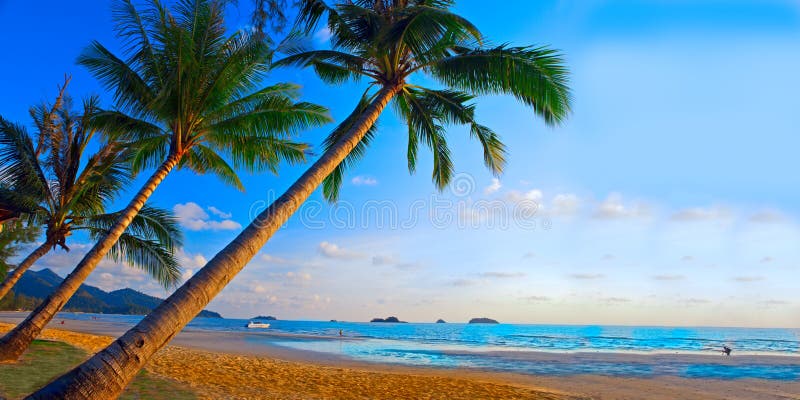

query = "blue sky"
2;0;799;327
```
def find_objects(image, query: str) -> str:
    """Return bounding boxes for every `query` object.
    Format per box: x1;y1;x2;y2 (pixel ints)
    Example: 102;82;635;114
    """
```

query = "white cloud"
314;26;331;43
351;175;378;186
653;274;685;281
569;273;605;280
733;276;764;282
484;178;502;195
207;206;232;219
173;202;241;231
551;193;580;216
479;271;526;279
749;209;789;224
372;255;396;266
506;189;543;203
318;241;363;260
593;193;650;219
670;206;731;222
522;295;550;302
449;278;478;287
176;248;208;269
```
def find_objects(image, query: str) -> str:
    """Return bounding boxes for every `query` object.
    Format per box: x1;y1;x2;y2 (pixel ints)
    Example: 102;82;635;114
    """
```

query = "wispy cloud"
653;274;685;281
484;178;502;195
670;206;731;222
569;273;605;280
478;271;526;279
592;193;650;219
449;278;478;287
351;176;378;186
318;241;364;260
521;295;551;302
732;276;764;283
173;202;241;231
749;209;789;224
314;26;331;43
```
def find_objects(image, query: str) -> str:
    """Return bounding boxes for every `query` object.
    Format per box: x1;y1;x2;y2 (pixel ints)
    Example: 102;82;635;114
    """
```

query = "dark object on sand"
722;346;732;356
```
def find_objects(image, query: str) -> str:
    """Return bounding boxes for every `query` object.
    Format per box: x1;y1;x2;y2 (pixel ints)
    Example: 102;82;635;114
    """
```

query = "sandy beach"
0;313;798;399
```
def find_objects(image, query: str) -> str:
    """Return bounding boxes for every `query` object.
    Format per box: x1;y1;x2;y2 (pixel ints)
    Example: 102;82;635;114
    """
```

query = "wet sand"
1;312;798;399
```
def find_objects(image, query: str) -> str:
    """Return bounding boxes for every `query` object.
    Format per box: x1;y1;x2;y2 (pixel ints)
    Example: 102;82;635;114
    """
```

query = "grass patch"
0;340;196;400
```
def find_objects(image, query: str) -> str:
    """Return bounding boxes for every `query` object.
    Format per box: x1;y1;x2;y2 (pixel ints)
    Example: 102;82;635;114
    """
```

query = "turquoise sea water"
60;313;800;380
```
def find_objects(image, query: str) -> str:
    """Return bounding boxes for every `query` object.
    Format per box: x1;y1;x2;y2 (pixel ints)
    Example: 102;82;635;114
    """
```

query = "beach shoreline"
1;312;799;399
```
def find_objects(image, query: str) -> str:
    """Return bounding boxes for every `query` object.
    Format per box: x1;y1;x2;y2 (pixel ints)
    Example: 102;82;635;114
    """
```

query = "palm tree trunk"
0;241;52;301
0;153;182;363
27;84;402;399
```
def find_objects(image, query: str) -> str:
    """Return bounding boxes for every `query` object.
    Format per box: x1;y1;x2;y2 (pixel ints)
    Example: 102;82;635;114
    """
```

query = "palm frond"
0;118;50;202
426;45;572;125
87;205;183;252
179;144;245;190
321;90;379;202
106;233;182;289
78;41;156;119
274;50;370;83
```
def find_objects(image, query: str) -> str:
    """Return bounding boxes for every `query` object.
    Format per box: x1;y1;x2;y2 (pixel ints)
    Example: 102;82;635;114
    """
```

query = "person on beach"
339;329;343;337
722;345;732;356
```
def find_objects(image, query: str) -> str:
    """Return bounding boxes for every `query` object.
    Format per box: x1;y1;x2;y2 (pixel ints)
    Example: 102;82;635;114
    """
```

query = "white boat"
246;321;270;329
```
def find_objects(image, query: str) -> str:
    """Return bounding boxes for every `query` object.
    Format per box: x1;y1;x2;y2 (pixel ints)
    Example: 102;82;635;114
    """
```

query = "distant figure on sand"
339;329;343;337
722;345;732;356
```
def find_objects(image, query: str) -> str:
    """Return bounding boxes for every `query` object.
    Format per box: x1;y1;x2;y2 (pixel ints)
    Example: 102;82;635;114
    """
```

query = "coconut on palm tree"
0;83;183;307
0;0;330;362
30;0;570;397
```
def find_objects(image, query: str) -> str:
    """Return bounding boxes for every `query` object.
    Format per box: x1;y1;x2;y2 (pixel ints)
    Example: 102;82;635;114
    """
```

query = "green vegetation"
0;340;196;400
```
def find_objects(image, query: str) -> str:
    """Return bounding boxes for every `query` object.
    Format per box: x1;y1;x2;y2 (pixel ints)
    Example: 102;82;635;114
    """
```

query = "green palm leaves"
80;0;331;190
278;0;571;200
0;87;183;289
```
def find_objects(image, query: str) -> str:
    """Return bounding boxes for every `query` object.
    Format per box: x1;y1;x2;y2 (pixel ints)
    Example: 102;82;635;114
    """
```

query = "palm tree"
0;0;330;362
30;0;570;397
0;84;183;306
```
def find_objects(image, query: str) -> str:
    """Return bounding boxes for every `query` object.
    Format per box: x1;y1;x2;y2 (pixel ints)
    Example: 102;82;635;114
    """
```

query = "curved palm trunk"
0;242;53;301
0;153;182;362
28;84;401;399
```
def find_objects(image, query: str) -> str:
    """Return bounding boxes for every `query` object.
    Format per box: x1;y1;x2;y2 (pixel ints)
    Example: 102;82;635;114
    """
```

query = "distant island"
370;316;407;323
468;317;499;324
251;315;277;320
436;319;446;323
0;268;222;318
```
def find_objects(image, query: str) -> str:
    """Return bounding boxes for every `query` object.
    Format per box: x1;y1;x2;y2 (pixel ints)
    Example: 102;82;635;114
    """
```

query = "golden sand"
0;323;578;399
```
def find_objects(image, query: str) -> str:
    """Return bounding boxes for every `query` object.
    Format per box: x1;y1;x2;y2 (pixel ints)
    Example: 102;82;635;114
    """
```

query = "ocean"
60;313;800;380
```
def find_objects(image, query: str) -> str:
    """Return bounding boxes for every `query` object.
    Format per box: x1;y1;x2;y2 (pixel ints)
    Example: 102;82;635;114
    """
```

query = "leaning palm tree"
0;0;329;362
0;86;184;305
30;0;570;397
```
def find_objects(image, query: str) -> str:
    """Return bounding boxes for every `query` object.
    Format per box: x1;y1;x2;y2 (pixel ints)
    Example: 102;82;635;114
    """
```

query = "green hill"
0;268;221;318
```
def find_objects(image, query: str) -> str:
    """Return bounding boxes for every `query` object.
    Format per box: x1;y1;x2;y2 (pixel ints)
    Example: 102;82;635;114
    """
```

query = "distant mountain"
468;317;499;324
252;315;277;320
370;316;407;323
0;268;222;318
